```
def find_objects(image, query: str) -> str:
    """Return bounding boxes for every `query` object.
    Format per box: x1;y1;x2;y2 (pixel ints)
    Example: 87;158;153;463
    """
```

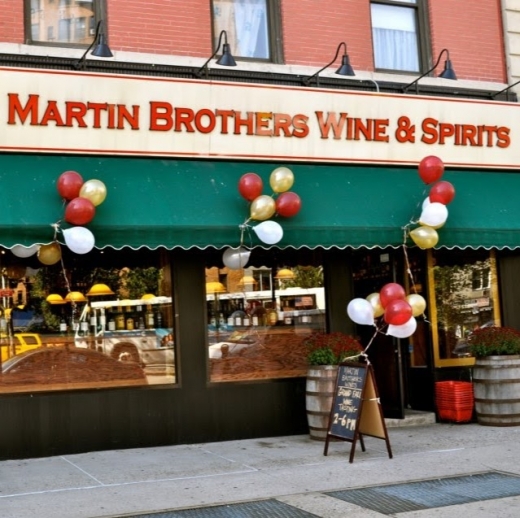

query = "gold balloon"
366;292;384;317
406;294;427;317
269;167;294;193
409;225;439;249
79;179;107;207
250;195;276;221
38;242;62;265
5;265;27;280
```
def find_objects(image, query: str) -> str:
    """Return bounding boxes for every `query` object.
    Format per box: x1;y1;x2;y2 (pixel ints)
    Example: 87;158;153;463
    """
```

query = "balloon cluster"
347;283;427;339
409;156;456;249
26;171;108;266
222;167;302;270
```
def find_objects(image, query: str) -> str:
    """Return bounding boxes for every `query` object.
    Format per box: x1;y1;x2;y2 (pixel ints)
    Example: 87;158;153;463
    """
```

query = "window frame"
210;0;284;64
370;0;431;75
24;0;108;49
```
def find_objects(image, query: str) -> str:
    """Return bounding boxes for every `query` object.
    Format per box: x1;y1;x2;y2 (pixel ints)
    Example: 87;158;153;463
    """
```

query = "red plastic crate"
437;406;474;423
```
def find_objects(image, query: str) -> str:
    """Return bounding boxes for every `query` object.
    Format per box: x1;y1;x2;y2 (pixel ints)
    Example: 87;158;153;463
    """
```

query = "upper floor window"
25;0;106;46
370;0;427;73
212;0;282;62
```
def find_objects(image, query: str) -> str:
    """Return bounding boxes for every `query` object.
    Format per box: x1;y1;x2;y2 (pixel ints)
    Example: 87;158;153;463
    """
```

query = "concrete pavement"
1;417;520;518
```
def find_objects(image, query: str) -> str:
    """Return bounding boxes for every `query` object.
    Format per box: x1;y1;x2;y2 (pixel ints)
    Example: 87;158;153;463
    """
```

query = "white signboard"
1;66;519;169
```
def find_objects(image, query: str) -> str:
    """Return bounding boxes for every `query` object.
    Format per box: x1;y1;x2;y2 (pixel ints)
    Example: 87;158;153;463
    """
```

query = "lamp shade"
141;293;157;300
238;276;257;287
275;268;295;280
65;291;87;302
87;283;115;296
46;294;66;305
206;282;227;294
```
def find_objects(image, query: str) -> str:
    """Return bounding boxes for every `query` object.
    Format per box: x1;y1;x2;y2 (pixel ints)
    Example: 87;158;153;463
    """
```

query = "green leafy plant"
304;331;364;365
468;326;520;358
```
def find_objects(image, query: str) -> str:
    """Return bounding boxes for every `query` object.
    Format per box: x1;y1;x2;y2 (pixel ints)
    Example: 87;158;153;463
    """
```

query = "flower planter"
473;355;520;426
305;365;338;441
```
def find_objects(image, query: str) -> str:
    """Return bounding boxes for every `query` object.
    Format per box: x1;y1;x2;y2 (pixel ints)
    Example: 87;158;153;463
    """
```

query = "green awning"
0;154;519;250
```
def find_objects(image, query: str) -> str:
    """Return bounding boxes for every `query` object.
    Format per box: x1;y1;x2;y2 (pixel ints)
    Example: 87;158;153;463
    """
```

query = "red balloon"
64;197;96;225
57;171;84;201
384;299;413;325
429;181;455;205
275;192;301;217
238;173;263;201
418;156;444;185
379;283;406;308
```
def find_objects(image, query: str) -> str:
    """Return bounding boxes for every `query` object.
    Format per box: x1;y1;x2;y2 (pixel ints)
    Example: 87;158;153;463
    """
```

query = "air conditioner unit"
89;28;95;35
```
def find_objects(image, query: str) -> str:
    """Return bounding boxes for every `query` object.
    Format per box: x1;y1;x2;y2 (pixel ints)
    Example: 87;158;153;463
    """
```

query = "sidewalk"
1;418;520;518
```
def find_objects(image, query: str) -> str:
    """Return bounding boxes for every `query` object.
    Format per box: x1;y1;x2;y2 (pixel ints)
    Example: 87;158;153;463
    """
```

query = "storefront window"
206;263;326;382
429;249;500;366
0;247;176;393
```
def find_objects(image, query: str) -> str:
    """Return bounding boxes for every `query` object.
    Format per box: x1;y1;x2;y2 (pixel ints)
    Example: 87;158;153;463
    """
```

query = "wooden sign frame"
324;361;393;463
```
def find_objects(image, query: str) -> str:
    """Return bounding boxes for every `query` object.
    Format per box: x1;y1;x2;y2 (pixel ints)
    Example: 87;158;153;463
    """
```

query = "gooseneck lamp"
74;20;113;70
491;79;520;100
196;30;237;79
303;42;355;87
402;48;457;94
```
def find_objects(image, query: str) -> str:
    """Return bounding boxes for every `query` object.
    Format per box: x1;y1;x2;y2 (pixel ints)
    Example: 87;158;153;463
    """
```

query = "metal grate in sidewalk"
326;472;520;514
122;499;318;518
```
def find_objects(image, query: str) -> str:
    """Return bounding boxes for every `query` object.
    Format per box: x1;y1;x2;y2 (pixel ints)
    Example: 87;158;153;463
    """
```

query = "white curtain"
213;0;269;59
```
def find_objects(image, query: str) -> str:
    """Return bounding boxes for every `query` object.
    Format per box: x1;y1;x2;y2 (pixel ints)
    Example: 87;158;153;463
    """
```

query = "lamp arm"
492;79;520;99
402;48;449;93
196;30;227;79
303;42;347;86
75;20;102;70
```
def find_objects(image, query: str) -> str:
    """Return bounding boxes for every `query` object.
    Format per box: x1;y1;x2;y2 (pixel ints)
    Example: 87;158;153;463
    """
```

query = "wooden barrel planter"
305;365;338;441
473;355;520;426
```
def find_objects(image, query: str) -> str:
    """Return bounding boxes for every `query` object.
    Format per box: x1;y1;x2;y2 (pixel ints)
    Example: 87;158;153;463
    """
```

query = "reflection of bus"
207;287;325;325
75;297;174;374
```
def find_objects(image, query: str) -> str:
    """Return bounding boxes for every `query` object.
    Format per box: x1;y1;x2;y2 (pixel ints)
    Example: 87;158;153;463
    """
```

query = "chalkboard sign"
324;361;392;463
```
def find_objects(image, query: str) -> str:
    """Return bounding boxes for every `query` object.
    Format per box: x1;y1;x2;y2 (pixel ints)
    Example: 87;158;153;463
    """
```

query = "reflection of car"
0;333;43;362
0;346;148;389
453;321;496;357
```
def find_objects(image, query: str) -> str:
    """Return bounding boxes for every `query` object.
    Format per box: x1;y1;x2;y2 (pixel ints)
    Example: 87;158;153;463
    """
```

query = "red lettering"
65;102;88;127
39;101;65;126
234;111;254;135
8;94;39;125
315;111;347;139
497;127;510;148
292;114;309;138
272;113;292;137
373;119;389;142
421;118;438;144
87;102;108;128
117;105;139;130
215;109;234;134
149;101;173;131
174;107;195;132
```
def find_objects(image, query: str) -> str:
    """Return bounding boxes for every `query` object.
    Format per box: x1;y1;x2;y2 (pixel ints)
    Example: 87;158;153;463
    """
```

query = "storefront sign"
1;67;519;169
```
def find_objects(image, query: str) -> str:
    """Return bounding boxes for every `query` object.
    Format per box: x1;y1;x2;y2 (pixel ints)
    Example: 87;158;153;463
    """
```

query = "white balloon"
387;316;417;338
11;244;40;258
419;202;448;229
253;220;284;245
222;246;251;270
63;226;95;254
347;298;375;326
422;197;431;210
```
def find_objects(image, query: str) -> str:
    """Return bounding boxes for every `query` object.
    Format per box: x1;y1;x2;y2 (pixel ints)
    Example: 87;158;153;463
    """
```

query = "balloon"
275;192;301;217
222;246;251;269
347;298;375;326
63;227;95;254
422;197;431;210
253;220;283;245
238;173;263;201
387;316;417;338
419;202;448;229
57;171;84;201
79;179;107;207
11;244;40;258
384;299;413;325
64;197;96;226
379;283;406;308
38;242;62;265
409;225;439;249
406;294;427;317
429;181;455;205
418;156;444;184
269;167;294;193
366;292;384;318
250;195;276;221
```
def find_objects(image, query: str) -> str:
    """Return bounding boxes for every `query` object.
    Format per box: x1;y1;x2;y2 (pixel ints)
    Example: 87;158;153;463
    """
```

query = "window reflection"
0;248;176;393
206;264;326;382
432;250;498;360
